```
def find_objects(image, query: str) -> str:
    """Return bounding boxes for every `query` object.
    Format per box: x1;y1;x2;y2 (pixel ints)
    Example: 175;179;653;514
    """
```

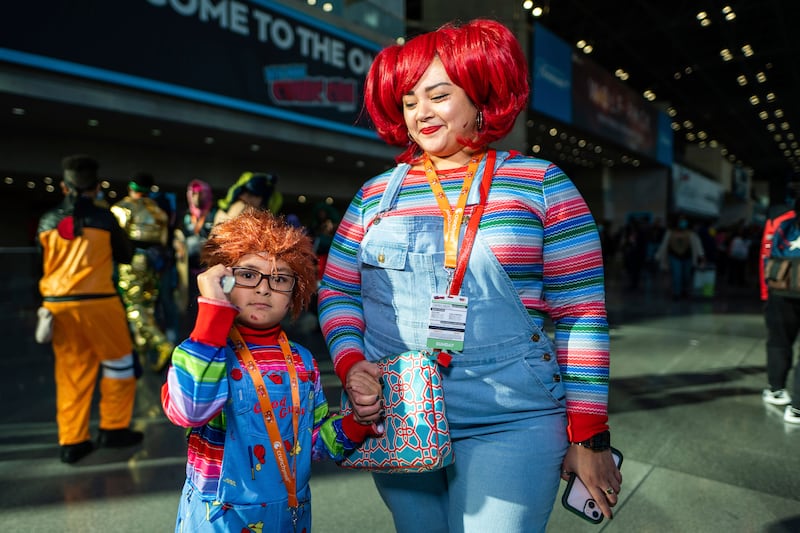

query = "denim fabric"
362;156;568;532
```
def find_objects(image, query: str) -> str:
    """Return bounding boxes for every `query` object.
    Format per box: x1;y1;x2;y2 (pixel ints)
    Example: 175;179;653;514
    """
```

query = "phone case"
561;447;623;524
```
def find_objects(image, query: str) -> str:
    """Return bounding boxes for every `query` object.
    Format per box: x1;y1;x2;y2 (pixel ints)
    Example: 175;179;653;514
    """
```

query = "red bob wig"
364;19;529;164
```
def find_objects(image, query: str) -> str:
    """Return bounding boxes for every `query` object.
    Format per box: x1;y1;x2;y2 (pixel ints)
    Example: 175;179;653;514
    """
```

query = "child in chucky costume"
161;208;381;532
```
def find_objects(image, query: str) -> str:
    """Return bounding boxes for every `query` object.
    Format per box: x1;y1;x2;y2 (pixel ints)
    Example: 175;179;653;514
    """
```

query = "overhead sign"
0;0;382;138
672;163;723;217
531;22;673;166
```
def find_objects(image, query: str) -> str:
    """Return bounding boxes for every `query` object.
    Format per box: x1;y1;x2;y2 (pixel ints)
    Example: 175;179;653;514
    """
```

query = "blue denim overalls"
359;151;568;533
175;341;315;532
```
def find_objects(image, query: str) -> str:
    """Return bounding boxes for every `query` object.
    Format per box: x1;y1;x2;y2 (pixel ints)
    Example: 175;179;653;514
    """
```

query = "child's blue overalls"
359;151;568;533
175;341;315;533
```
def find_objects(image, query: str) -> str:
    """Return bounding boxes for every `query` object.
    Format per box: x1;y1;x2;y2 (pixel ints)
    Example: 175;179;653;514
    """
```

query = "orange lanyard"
230;327;301;510
423;151;485;268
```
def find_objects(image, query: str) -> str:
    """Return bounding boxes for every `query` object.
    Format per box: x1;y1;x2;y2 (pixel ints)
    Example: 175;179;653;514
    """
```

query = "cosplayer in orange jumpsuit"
37;154;143;463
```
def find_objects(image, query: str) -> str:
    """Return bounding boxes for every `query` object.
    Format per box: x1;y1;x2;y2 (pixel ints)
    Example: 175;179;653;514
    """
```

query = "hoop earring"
476;110;484;132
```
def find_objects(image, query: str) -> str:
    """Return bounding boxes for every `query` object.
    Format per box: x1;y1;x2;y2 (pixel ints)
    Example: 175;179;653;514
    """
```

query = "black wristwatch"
572;430;611;451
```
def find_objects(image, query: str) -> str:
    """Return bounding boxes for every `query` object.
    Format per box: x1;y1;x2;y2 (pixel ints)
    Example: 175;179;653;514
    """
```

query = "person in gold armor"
111;173;174;372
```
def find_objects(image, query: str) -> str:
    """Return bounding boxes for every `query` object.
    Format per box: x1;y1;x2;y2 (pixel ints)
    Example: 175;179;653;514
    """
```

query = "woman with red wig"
318;18;620;531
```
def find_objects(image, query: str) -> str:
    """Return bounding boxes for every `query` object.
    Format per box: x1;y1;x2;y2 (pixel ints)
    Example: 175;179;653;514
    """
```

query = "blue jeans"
668;255;693;297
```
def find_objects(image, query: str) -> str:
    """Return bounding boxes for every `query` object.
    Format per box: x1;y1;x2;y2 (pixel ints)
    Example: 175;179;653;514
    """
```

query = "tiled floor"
2;261;799;533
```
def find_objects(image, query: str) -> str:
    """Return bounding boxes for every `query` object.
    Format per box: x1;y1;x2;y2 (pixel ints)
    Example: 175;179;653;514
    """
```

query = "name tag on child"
427;294;468;351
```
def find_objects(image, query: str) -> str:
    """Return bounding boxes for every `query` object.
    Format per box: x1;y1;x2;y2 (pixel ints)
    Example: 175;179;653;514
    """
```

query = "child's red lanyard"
230;327;301;512
423;149;496;295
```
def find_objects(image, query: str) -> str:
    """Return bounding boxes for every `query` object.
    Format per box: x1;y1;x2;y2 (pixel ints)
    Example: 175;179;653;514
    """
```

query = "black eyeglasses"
231;267;296;293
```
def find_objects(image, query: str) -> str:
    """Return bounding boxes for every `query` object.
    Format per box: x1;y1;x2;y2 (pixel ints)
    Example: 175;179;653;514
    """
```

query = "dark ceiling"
528;0;800;183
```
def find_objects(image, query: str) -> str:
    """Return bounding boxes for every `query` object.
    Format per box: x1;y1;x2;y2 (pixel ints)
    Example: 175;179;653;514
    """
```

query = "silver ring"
605;487;615;495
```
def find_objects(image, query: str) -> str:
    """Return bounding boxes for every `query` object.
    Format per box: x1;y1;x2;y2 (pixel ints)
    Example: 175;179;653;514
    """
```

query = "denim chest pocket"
360;239;408;270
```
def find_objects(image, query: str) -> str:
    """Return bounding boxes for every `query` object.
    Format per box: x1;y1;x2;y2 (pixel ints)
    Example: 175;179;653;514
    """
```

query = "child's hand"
197;264;234;301
345;363;383;424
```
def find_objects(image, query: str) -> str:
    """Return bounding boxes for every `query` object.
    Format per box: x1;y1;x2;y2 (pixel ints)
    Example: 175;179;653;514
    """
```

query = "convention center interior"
1;1;799;532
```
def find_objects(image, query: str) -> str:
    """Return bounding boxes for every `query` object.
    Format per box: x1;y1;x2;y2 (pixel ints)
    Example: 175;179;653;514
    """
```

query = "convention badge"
426;294;469;351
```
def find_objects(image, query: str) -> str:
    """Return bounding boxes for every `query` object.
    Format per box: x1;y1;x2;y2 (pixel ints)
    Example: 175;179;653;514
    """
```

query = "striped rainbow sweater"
161;300;372;499
318;152;609;441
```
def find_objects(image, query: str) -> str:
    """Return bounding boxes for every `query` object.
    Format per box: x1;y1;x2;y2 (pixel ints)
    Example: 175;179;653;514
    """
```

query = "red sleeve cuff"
340;414;376;443
189;297;239;347
566;412;609;443
335;352;367;386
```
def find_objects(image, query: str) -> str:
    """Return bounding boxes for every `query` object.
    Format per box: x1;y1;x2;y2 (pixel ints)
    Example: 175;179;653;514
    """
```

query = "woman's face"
402;57;478;165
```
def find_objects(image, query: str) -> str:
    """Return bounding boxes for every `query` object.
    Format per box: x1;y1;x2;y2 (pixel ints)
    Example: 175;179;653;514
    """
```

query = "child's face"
229;253;293;329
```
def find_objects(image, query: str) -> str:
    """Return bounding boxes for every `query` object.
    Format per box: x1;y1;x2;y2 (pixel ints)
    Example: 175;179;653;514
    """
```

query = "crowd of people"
601;214;765;299
32;15;799;533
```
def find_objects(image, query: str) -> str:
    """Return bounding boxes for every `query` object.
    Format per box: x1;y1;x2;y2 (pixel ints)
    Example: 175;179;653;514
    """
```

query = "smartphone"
220;275;236;294
561;447;623;524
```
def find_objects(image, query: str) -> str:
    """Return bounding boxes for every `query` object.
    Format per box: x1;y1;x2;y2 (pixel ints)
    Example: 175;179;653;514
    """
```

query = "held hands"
561;445;622;520
196;264;234;302
345;360;383;425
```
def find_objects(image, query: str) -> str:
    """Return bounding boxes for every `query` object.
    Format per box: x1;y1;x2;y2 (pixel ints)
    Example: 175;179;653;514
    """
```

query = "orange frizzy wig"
201;208;316;320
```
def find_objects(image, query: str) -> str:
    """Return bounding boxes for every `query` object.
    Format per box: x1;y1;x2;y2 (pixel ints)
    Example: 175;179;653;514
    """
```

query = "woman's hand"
196;264;233;301
345;360;382;424
560;445;622;520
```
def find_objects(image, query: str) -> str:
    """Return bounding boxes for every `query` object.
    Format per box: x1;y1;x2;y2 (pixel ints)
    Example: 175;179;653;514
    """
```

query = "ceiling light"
674;72;682;80
779;143;787;150
683;120;694;129
698;131;708;140
741;44;753;57
686;132;697;141
701;19;711;27
767;123;777;132
775;134;783;141
775;109;784;118
549;128;558;136
722;6;733;14
720;49;733;61
725;12;736;21
11;107;25;115
322;2;333;12
696;11;707;20
767;92;776;102
756;72;767;83
523;0;534;9
781;122;790;130
576;40;587;49
306;0;316;5
759;111;769;120
671;122;681;131
737;75;747;86
643;90;656;101
532;144;541;153
298;195;308;203
667;107;677;117
583;45;593;54
749;95;760;105
532;6;543;17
